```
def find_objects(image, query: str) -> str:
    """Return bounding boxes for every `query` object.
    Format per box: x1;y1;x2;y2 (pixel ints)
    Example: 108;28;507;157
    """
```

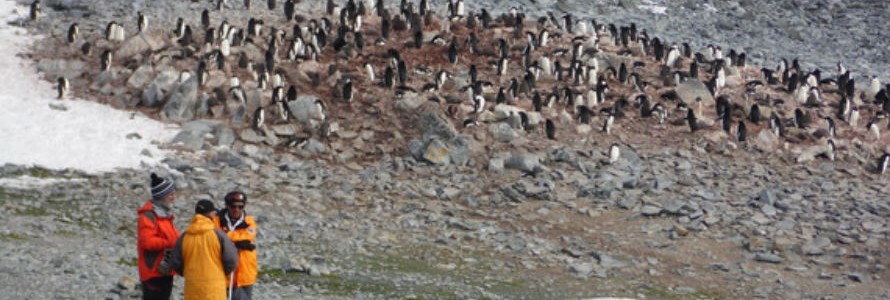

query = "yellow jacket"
169;215;239;300
214;211;258;288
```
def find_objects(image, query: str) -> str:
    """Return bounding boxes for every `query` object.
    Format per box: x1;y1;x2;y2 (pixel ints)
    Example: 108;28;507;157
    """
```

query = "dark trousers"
230;285;253;300
141;276;173;300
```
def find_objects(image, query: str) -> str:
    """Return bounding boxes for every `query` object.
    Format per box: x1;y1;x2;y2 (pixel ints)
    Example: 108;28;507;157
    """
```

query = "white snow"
0;0;178;174
0;175;88;189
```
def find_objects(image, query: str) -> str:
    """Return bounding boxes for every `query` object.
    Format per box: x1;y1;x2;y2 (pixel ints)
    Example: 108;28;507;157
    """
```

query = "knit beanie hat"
150;173;175;201
195;199;216;215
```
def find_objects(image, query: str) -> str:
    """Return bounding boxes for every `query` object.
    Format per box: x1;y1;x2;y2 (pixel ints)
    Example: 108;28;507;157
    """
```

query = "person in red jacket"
137;173;180;300
213;191;258;300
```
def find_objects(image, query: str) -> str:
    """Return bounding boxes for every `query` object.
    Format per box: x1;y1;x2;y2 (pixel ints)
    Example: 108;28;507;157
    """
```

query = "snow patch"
0;0;178;174
0;175;88;189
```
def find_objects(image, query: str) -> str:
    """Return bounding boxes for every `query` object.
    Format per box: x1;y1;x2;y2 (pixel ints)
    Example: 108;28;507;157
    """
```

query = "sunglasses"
228;204;245;209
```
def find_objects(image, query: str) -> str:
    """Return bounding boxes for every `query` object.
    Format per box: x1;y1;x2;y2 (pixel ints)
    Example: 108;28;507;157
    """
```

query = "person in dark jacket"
136;173;180;300
168;199;239;300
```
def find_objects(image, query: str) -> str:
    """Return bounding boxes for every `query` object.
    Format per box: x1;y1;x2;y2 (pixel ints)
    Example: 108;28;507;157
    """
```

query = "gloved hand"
234;241;256;251
157;249;173;275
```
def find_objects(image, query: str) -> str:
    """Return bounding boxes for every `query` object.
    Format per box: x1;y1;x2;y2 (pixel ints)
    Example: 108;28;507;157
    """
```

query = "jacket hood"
185;215;216;235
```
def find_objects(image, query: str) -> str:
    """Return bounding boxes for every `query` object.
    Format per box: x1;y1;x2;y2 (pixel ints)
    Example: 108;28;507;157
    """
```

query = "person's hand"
157;249;173;275
234;241;256;251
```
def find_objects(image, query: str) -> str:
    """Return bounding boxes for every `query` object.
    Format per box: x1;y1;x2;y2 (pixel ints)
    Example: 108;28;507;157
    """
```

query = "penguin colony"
31;0;890;174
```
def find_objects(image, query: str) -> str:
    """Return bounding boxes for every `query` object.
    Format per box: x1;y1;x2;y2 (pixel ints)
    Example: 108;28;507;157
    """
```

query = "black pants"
141;276;173;300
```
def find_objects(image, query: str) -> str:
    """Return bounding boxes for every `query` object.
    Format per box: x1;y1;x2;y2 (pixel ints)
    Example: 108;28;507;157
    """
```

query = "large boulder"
115;32;164;59
36;59;86;80
127;63;153;89
676;80;715;104
287;96;326;129
161;77;199;122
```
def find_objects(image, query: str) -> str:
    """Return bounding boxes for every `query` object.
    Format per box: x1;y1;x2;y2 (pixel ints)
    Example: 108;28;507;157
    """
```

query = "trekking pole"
227;272;235;300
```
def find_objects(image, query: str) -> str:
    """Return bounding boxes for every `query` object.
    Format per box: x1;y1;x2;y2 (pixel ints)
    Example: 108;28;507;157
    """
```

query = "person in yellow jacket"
168;199;239;300
213;191;258;300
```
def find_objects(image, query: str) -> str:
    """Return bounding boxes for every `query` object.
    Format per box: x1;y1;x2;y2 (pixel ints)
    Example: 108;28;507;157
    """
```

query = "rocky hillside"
3;0;889;299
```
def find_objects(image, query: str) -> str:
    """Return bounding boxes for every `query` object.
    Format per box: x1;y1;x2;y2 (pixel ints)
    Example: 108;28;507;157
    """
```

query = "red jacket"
137;200;180;281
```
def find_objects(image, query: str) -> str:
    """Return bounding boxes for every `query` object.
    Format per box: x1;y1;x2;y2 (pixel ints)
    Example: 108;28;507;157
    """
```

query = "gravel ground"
4;0;890;299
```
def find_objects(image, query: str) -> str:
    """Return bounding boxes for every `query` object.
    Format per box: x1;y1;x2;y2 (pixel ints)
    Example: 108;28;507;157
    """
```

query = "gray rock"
488;157;505;173
489;122;519;142
215;126;236;148
127;63;153;88
239;129;266;144
140;83;164;107
36;59;86;79
394;92;425;111
171;120;222;151
846;273;870;283
569;261;595;277
675;80;715;104
161;77;199;122
302;138;327;154
419;138;450;165
754;253;784;264
115;33;164;59
287;96;326;129
802;237;831;256
641;205;662;216
757;188;777;206
617;197;639;209
505;154;544;174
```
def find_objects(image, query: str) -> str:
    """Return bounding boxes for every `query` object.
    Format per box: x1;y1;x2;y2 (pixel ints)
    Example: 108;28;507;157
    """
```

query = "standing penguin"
56;77;68;99
67;23;79;44
880;153;890;176
137;12;148;33
100;50;112;71
252;107;266;130
545;119;555;140
686;109;698;132
29;0;40;21
608;143;620;164
342;78;354;102
736;121;747;142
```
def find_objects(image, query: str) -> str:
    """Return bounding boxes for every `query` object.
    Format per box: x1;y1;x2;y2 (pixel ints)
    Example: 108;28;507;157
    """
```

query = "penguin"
868;119;880;140
463;119;480;128
880;153;890;175
56;77;68;99
81;42;92;56
826;139;837;161
343;78;354;102
652;102;667;124
769;112;784;137
603;113;614;134
849;108;860;128
448;40;459;64
608;143;620;164
252;107;265;130
284;0;295;21
138;12;148;33
686;109;698;132
545;119;556;140
267;0;276;10
67;23;79;44
364;63;375;82
383;66;394;88
794;108;809;129
473;94;485;114
749;103;762;124
826;117;836;138
737;121;747;142
29;0;40;21
100;50;112;71
244;0;251;10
